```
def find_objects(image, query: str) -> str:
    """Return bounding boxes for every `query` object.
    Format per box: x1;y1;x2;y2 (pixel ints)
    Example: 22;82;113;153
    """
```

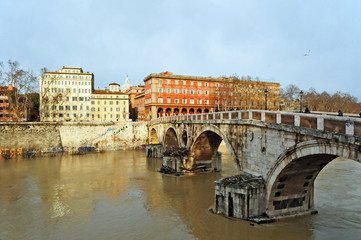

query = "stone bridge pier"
149;110;361;220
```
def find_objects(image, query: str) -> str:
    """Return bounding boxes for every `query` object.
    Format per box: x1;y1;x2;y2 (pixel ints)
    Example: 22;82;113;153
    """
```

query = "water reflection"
0;148;360;240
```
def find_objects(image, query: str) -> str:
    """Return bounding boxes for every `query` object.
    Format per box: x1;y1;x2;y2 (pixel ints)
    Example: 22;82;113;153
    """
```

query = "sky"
1;0;360;100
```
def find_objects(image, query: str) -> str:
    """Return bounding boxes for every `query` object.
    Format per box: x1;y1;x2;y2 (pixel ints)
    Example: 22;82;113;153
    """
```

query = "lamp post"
264;89;268;110
299;90;303;113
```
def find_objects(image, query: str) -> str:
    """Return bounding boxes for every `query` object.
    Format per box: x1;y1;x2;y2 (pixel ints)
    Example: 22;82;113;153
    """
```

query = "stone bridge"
148;110;361;220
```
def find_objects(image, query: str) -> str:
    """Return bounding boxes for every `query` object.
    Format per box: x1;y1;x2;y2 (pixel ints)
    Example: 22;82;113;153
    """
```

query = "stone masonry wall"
0;122;62;150
0;122;148;151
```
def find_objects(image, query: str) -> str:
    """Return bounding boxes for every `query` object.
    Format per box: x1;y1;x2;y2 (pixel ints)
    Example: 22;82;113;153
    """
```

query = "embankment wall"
0;122;148;151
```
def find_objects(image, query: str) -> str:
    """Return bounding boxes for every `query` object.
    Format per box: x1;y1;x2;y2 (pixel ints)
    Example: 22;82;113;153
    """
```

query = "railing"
150;110;361;136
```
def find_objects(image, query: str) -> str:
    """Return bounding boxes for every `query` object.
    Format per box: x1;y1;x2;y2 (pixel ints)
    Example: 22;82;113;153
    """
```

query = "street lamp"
299;90;303;113
264;89;268;110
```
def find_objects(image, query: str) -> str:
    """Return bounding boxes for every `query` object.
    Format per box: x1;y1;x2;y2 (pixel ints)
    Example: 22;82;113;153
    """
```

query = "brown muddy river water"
1;145;360;240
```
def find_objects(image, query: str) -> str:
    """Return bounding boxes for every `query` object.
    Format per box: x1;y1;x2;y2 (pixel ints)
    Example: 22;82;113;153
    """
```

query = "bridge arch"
190;124;240;169
163;127;180;150
149;128;159;144
265;139;361;218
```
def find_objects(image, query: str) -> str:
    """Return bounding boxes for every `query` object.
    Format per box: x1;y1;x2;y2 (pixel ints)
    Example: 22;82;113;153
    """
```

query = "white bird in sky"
304;49;311;56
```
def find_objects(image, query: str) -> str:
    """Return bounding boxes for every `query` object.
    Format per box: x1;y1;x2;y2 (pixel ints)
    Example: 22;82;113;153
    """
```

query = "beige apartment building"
91;83;129;122
39;67;94;122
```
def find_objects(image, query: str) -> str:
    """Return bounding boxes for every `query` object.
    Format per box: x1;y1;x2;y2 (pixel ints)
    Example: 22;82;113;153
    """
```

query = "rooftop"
143;73;280;86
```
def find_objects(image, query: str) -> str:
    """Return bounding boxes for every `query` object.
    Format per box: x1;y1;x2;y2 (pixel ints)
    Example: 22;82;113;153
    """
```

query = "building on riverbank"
90;83;129;122
128;84;145;121
0;84;15;121
134;90;145;121
143;72;280;120
39;67;94;122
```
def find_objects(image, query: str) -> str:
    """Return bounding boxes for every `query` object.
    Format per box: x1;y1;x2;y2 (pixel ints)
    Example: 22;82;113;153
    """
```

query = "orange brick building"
127;85;145;121
134;91;146;121
143;72;280;120
0;85;15;121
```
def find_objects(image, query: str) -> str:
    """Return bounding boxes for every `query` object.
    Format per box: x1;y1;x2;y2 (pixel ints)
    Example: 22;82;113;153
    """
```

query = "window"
205;90;209;95
190;90;194;94
66;105;70;110
190;99;194;104
190;81;194;86
183;81;186;85
158;88;163;93
167;89;171;93
198;82;202;86
205;100;209;104
79;97;84;101
72;97;77;101
110;101;113;105
158;98;163;103
197;99;202;104
167;98;171;103
159;79;162;84
216;83;219;87
182;89;187;94
167;79;171;84
175;80;179;85
182;99;187;104
197;90;201;94
72;106;77;110
91;107;95;111
175;89;179;94
59;113;63;117
59;106;64;110
175;99;179;103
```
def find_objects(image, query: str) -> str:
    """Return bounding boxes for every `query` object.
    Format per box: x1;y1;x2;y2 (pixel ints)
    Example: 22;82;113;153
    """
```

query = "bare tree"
0;60;37;121
281;84;361;113
280;84;300;101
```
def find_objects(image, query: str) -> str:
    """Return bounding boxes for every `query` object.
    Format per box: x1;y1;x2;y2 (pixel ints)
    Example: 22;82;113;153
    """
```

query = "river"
0;145;360;240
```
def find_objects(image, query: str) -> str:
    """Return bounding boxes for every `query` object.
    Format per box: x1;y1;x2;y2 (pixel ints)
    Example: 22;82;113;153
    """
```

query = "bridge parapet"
150;110;361;137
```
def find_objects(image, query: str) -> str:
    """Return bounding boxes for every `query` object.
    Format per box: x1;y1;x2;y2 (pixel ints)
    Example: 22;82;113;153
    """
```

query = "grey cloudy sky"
1;0;360;100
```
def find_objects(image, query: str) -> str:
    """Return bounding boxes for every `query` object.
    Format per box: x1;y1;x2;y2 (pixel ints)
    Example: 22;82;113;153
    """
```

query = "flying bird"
304;50;311;56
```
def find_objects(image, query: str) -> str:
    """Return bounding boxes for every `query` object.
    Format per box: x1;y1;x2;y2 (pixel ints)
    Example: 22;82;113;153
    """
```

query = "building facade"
90;83;129;122
134;91;145;121
0;85;14;121
39;67;94;122
128;85;145;121
143;72;280;119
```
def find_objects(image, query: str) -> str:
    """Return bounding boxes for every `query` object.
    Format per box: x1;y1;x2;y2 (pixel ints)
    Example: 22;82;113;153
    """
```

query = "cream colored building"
91;83;129;122
39;67;94;122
